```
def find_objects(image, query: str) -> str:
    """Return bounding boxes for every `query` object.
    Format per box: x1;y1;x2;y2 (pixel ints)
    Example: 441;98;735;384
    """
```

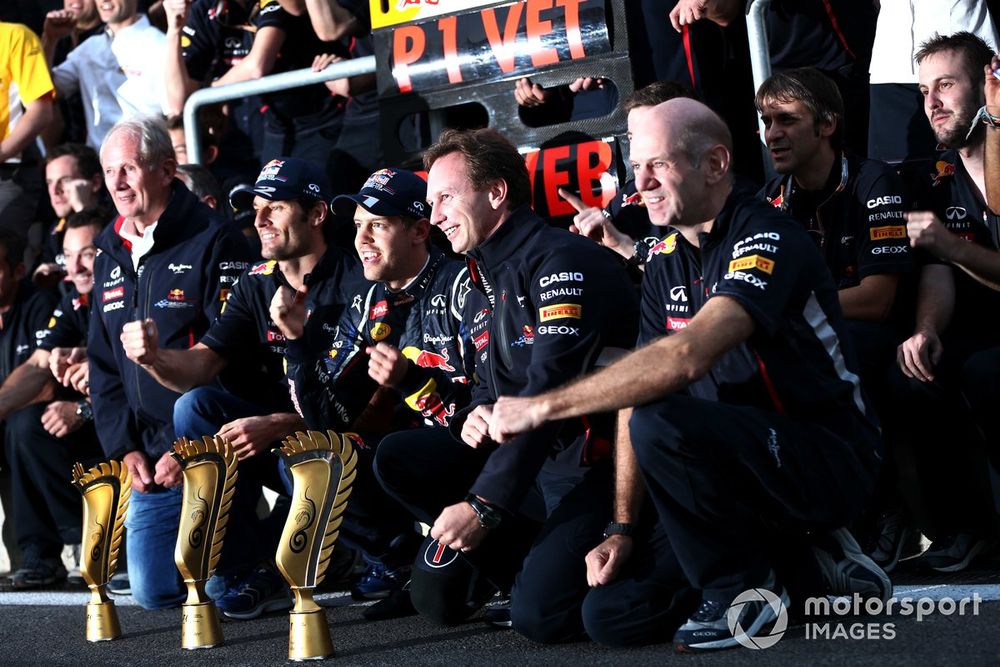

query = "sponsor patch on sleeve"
869;225;906;240
538;303;582;322
727;254;775;274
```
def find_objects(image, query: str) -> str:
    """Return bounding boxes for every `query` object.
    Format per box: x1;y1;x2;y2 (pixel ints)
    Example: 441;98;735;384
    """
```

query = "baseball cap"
331;168;429;220
229;157;332;211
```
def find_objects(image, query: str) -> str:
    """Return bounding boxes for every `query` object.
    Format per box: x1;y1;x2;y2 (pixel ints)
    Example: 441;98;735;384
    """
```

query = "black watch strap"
466;494;502;530
626;238;651;268
603;521;634;539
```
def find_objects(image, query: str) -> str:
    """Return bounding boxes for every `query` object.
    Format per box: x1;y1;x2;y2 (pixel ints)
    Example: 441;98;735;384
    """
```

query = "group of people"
1;0;1000;655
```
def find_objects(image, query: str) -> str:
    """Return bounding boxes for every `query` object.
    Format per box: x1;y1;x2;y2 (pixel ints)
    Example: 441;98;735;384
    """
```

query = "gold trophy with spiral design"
275;430;357;661
71;460;132;642
171;436;238;650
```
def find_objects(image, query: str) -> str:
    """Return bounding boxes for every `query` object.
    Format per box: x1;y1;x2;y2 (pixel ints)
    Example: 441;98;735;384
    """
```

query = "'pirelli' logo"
538;303;582;322
870;225;906;240
727;255;775;275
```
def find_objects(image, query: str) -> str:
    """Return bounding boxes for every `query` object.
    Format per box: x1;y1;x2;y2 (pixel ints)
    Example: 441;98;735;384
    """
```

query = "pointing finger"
557;187;587;213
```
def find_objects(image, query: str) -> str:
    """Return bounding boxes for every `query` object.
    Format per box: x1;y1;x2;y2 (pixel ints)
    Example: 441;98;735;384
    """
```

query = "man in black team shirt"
889;32;1000;573
756;68;913;569
490;98;889;651
120;156;366;618
0;221;102;589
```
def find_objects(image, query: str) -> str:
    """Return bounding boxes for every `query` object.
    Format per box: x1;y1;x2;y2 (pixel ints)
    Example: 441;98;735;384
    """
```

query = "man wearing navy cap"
270;167;475;611
120;156;367;619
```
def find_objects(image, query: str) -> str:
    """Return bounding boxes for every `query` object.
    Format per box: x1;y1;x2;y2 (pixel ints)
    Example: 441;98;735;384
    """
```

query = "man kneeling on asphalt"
373;128;640;642
270;167;475;614
489;98;891;651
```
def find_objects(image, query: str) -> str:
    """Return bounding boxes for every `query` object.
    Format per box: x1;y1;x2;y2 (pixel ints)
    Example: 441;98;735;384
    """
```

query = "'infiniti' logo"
946;206;967;220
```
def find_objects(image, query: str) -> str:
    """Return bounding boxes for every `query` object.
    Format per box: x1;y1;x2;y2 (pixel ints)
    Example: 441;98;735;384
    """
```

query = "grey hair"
100;116;176;169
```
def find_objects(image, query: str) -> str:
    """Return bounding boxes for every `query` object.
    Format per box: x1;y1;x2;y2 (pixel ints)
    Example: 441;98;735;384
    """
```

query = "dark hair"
164;113;218;153
0;229;26;270
755;67;845;148
66;206;112;230
623;81;693;112
422;128;531;209
916;31;994;91
45;143;101;180
177;164;223;205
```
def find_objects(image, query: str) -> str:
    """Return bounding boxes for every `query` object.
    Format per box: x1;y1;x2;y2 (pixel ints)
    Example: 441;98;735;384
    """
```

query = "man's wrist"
603;521;635;539
465;494;502;529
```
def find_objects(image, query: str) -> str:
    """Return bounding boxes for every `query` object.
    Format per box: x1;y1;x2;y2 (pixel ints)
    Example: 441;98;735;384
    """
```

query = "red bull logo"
649;233;677;257
414;392;455;427
405;347;455;372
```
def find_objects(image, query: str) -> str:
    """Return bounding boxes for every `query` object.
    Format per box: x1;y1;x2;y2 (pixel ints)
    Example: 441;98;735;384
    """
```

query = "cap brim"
331;193;407;219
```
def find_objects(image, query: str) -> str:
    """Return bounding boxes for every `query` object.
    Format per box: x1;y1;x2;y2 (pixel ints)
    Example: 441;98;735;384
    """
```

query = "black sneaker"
107;571;131;596
813;527;891;602
869;512;913;574
215;564;293;620
351;561;411;600
10;558;67;590
482;593;512;628
673;571;789;652
920;534;992;573
363;582;417;621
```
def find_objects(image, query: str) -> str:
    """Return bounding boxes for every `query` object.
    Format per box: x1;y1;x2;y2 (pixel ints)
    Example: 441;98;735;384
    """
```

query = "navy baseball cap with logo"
409;534;499;624
331;168;429;220
229;157;332;211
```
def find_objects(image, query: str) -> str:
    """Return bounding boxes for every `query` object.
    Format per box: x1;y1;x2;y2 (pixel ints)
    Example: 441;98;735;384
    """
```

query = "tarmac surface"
2;559;999;666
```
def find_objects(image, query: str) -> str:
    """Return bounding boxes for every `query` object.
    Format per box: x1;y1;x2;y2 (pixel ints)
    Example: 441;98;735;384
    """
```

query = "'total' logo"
423;539;459;568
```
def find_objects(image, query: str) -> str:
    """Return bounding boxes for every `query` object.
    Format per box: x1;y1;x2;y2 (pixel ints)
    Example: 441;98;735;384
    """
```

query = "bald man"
489;98;889;651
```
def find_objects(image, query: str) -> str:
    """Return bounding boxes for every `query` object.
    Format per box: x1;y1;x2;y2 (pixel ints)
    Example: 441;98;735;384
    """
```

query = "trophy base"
288;608;333;661
86;600;121;642
180;600;223;649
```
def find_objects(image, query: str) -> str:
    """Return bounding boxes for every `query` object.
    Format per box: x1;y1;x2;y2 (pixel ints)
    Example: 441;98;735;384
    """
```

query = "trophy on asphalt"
275;430;358;661
171;435;238;650
71;460;132;642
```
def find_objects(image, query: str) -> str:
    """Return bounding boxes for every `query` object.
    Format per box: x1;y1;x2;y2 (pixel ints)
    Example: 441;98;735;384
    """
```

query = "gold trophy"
171;436;238;650
275;430;358;661
71;460;132;642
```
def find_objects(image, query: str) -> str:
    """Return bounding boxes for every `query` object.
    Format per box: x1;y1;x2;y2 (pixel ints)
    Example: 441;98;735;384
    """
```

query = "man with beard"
120;156;366;618
889;32;1000;572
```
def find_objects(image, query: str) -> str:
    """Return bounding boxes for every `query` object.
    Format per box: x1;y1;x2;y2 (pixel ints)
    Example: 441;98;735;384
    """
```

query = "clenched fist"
121;319;160;367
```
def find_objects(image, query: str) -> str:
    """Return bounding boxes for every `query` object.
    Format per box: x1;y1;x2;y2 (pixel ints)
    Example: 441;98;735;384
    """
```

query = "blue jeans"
125;486;225;609
173;386;287;569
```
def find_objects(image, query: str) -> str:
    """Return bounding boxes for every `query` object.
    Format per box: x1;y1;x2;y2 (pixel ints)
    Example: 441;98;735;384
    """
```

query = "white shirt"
51;15;169;149
870;1;1000;85
118;219;158;271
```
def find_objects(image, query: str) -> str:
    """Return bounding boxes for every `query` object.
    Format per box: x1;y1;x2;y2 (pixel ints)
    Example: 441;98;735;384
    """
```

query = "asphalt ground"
2;558;999;666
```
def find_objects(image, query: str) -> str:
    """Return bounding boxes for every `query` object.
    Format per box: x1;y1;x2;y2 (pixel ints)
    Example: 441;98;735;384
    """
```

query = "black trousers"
375;427;612;643
5;402;102;560
629;394;881;602
884;338;1000;538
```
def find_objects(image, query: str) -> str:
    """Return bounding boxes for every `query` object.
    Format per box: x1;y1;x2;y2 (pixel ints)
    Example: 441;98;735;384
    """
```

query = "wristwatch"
626;238;652;268
75;400;93;422
465;494;503;530
603;522;634;539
